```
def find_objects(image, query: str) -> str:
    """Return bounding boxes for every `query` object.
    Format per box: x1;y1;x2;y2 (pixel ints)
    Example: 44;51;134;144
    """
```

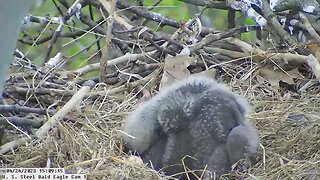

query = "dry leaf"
134;88;153;108
193;68;217;78
307;43;320;58
286;68;303;79
160;55;196;89
258;68;295;89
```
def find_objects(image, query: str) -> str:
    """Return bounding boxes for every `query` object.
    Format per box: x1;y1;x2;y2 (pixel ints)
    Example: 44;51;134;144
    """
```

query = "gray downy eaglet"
122;76;260;179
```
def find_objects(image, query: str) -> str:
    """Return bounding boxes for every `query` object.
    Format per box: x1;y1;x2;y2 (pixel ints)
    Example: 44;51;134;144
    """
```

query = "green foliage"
205;9;228;30
144;0;190;21
234;12;257;41
30;0;60;16
23;0;260;70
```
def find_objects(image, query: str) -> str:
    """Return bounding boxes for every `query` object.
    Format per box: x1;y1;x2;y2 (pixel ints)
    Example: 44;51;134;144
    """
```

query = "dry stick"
0;104;46;115
224;37;264;54
178;0;227;9
90;71;158;97
261;0;295;46
0;117;43;128
74;51;155;76
204;47;307;65
299;13;320;42
99;0;118;83
6;66;158;98
0;84;92;155
306;54;320;81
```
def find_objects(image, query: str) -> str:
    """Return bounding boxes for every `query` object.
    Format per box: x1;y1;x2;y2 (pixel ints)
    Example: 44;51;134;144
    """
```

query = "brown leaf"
258;68;295;89
194;68;217;78
286;68;304;79
160;55;196;89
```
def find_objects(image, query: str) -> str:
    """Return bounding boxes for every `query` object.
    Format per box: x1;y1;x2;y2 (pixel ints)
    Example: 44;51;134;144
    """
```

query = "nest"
1;59;320;179
1;0;320;179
